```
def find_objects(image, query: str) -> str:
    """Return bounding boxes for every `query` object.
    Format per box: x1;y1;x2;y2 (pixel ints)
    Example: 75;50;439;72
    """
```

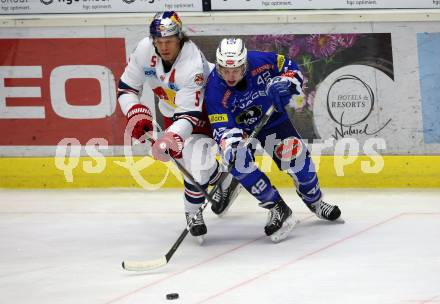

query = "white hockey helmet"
216;38;248;69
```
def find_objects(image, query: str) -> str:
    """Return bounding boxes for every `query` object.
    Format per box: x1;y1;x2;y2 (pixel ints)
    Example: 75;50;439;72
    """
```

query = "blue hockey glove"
266;75;302;112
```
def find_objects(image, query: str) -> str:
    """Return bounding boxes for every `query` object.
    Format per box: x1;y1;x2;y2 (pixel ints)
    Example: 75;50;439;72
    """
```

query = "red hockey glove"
126;104;153;142
151;132;184;162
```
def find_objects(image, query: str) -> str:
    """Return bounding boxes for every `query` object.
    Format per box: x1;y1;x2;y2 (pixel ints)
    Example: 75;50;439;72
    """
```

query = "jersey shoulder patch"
177;42;205;86
277;54;285;72
194;73;204;86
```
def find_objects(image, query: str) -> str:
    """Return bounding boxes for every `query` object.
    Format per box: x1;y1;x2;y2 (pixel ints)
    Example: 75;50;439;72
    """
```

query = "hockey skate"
264;198;298;243
211;173;242;217
185;211;207;244
307;200;344;223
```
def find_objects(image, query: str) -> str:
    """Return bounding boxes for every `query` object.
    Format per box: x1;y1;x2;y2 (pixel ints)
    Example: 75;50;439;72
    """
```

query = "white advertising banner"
211;0;440;10
0;0;202;15
1;19;440;156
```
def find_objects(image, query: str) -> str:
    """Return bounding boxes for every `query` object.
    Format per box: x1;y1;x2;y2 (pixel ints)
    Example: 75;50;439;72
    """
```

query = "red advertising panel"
0;38;126;145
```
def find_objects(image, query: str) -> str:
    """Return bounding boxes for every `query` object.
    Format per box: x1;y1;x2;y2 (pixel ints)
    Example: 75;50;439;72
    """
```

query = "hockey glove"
266;74;302;112
220;129;244;166
126;104;153;143
151;132;184;162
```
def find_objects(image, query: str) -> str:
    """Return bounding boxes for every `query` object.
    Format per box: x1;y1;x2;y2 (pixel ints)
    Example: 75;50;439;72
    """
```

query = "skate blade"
216;185;242;218
215;200;234;218
270;215;298;243
196;235;205;245
334;217;345;224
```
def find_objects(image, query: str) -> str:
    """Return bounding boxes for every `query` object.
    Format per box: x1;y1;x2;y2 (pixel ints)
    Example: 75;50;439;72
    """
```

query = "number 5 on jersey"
195;91;201;107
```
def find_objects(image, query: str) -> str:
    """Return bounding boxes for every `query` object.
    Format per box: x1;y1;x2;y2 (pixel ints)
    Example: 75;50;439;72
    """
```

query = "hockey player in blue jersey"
204;38;342;242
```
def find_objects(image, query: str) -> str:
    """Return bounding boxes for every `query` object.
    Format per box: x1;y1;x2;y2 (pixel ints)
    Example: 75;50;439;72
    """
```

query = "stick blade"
122;256;167;271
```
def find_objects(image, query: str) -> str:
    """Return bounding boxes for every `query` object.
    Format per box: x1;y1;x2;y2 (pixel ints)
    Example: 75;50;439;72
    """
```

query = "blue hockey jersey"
204;50;302;144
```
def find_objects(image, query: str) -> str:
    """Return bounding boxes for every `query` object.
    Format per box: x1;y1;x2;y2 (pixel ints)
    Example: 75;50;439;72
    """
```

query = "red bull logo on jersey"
194;73;204;86
152;86;176;107
275;137;303;161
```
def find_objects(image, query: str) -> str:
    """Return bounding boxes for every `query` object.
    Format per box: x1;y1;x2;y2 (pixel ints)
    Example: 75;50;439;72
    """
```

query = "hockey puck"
166;293;179;300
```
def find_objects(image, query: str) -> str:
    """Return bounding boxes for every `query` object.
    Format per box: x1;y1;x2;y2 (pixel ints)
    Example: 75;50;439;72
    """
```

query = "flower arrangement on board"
244;34;361;114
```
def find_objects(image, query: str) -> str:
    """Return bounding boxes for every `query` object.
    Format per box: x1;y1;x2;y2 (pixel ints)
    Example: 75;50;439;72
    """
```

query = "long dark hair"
180;32;190;47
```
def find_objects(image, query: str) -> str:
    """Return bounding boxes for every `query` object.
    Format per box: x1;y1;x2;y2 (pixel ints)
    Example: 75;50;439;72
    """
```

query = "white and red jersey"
118;37;214;138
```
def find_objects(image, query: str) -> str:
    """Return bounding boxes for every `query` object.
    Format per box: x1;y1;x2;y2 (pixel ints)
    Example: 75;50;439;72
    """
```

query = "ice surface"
0;188;439;304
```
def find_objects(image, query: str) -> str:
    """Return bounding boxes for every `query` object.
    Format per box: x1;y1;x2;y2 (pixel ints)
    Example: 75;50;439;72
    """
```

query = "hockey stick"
122;105;275;271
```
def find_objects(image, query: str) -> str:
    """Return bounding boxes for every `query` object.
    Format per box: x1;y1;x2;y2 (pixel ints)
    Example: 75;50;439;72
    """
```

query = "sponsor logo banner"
211;0;440;10
313;65;394;142
209;113;229;123
0;0;202;15
0;38;126;145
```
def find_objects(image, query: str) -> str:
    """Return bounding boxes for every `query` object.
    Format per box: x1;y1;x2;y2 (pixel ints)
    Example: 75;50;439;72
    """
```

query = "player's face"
153;36;181;64
218;65;245;87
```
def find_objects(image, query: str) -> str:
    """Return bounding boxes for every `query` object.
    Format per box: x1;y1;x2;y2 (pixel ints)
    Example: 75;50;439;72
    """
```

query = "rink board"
1;11;440;188
0;155;439;188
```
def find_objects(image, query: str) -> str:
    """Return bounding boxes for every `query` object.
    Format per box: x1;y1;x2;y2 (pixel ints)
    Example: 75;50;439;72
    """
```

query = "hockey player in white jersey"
117;11;240;243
